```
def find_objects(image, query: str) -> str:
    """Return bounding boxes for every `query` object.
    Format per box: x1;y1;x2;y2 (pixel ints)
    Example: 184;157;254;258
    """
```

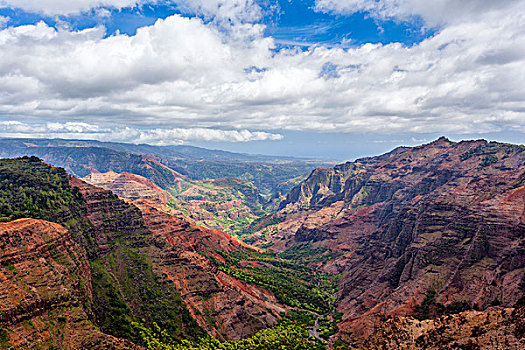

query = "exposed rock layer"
71;176;284;341
263;138;525;344
0;157;284;348
0;219;139;349
131;198;285;340
365;298;525;349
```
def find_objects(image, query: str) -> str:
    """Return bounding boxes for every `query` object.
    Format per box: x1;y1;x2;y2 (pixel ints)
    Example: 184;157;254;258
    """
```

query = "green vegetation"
210;177;266;214
480;155;498;167
317;312;343;340
91;246;204;343
283;310;341;342
413;289;473;320
243;215;286;243
207;248;336;314
333;340;351;350
0;328;12;350
284;310;317;328
458;142;514;164
166;177;268;236
0;156;97;256
0;156;85;222
90;261;135;340
278;242;341;266
167;201;190;215
132;312;327;350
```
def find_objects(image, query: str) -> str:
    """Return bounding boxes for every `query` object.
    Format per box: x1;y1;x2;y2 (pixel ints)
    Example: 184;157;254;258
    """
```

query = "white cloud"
0;0;264;23
314;0;516;26
0;121;282;144
176;0;263;23
0;0;144;15
0;16;8;28
105;126;283;144
0;2;524;139
46;122;100;132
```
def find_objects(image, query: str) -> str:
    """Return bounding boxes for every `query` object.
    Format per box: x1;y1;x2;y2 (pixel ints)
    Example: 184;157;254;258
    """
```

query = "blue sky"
0;1;433;46
0;0;523;159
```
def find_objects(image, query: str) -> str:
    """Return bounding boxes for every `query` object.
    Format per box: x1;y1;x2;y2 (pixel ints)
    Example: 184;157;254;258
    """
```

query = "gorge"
0;137;523;349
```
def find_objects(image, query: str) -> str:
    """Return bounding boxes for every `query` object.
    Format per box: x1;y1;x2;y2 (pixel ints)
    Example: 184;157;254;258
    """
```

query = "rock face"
0;157;284;348
0;219;139;349
78;170;285;340
262;138;525;344
70;176;283;342
364;298;525;349
133;198;285;340
82;171;172;202
82;170;265;236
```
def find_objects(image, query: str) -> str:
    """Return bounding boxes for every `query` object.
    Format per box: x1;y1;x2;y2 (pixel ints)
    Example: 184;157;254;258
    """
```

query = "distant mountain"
0;138;311;163
0;137;330;235
81;170;266;236
0;142;181;188
253;137;525;346
0;138;330;195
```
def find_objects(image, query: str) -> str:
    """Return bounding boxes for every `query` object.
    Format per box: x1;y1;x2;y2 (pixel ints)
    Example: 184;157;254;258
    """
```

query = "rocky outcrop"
76;170;286;340
73;173;285;341
263;138;525;345
69;176;150;258
0;219;139;349
82;171;172;202
364;299;525;349
132;198;285;341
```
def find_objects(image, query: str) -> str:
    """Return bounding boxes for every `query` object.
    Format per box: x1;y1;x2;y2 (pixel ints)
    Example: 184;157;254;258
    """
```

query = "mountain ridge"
0;137;331;235
252;137;525;346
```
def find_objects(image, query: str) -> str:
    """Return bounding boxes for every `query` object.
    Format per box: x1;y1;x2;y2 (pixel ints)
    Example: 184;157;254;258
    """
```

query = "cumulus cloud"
105;126;283;144
0;121;282;144
0;1;523;140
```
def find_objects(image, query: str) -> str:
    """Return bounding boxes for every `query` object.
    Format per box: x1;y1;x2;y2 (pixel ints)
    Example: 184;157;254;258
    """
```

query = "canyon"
254;138;525;346
0;157;287;349
0;138;524;349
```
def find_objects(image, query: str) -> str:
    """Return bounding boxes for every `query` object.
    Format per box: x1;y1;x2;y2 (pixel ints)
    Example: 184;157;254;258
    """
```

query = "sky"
0;0;523;160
